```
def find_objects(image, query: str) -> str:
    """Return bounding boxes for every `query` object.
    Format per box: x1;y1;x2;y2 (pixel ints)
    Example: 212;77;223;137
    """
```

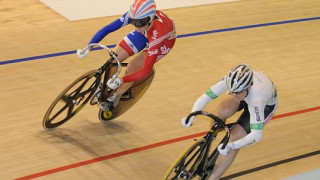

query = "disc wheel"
43;70;101;130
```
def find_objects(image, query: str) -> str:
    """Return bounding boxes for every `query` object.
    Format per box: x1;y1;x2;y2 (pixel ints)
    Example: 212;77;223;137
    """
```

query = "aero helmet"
226;64;253;93
129;0;156;27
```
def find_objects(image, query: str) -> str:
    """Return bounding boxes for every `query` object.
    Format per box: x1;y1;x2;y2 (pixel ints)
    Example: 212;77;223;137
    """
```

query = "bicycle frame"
42;43;124;129
83;43;124;103
83;43;122;77
43;42;149;129
200;123;235;176
182;111;234;179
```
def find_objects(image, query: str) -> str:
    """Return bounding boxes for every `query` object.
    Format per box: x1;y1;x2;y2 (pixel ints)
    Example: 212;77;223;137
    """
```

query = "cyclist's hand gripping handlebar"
76;48;90;58
78;43;122;80
185;111;225;126
185;111;231;150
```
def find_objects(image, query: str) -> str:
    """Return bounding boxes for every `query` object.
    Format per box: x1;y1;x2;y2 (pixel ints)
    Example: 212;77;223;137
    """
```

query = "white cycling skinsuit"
189;70;278;149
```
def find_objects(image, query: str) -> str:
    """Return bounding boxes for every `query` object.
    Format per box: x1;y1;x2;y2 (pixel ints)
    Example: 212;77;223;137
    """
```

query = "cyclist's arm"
191;77;228;112
89;12;131;44
232;99;266;149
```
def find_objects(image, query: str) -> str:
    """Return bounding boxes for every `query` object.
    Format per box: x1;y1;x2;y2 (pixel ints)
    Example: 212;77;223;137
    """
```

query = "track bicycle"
43;43;155;130
163;111;236;180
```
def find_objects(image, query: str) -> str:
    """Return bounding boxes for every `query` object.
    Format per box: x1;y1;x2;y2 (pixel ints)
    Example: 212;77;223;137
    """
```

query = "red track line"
272;106;320;119
15;106;320;180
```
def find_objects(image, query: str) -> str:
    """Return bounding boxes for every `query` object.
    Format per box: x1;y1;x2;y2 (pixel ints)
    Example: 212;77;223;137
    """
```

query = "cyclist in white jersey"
181;64;278;180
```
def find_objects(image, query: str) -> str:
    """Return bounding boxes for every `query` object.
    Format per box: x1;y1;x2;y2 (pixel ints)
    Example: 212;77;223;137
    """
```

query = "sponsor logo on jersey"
254;106;261;122
160;45;170;55
156;55;165;61
152;30;158;40
148;49;158;56
241;139;256;148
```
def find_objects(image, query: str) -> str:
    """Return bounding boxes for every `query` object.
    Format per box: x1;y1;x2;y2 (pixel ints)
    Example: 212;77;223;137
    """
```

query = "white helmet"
226;64;253;93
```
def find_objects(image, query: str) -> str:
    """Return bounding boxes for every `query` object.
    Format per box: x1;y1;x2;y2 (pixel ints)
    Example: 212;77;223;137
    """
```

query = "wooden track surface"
1;0;319;179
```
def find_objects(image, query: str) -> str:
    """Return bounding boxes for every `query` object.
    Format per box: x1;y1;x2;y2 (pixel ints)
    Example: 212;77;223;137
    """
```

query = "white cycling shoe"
99;93;120;112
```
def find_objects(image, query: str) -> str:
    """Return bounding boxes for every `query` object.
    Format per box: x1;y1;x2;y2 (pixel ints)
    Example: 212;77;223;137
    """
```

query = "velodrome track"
1;0;319;179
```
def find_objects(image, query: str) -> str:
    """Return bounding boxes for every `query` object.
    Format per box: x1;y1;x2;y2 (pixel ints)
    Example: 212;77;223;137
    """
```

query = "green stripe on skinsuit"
250;123;264;130
205;89;218;99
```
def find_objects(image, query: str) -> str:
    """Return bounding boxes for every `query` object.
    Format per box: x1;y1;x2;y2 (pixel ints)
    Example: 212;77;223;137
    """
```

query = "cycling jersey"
88;10;176;83
190;71;278;149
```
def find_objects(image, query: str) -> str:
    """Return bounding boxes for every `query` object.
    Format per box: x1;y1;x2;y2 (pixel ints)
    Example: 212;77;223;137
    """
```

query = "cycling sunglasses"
130;17;151;27
228;90;245;95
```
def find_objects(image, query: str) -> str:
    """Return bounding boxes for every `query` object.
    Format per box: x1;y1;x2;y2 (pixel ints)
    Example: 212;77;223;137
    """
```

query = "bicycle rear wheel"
43;69;101;130
162;138;207;180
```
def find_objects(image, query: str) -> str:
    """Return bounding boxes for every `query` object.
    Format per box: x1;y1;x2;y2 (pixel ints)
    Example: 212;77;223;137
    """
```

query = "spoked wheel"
163;139;207;180
43;69;101;130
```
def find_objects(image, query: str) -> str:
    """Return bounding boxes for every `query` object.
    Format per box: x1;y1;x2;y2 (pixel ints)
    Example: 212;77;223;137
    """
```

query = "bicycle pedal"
120;89;133;100
99;101;115;112
122;90;130;96
107;101;115;110
120;95;133;101
103;101;115;111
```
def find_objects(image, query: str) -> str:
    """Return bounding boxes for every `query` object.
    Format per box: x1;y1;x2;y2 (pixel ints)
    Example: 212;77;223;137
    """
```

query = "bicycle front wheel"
162;138;207;180
43;69;101;130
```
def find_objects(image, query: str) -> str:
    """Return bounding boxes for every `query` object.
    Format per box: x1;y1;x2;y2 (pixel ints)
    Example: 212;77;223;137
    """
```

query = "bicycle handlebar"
186;111;230;149
83;43;122;80
185;111;226;128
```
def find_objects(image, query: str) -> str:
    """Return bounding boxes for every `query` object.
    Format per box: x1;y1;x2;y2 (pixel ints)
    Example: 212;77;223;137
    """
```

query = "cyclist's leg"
115;33;175;96
107;30;146;76
116;50;147;96
213;96;240;125
113;45;130;62
101;30;148;110
208;125;247;180
209;99;278;180
114;28;148;60
209;99;277;180
208;97;247;180
112;31;175;97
